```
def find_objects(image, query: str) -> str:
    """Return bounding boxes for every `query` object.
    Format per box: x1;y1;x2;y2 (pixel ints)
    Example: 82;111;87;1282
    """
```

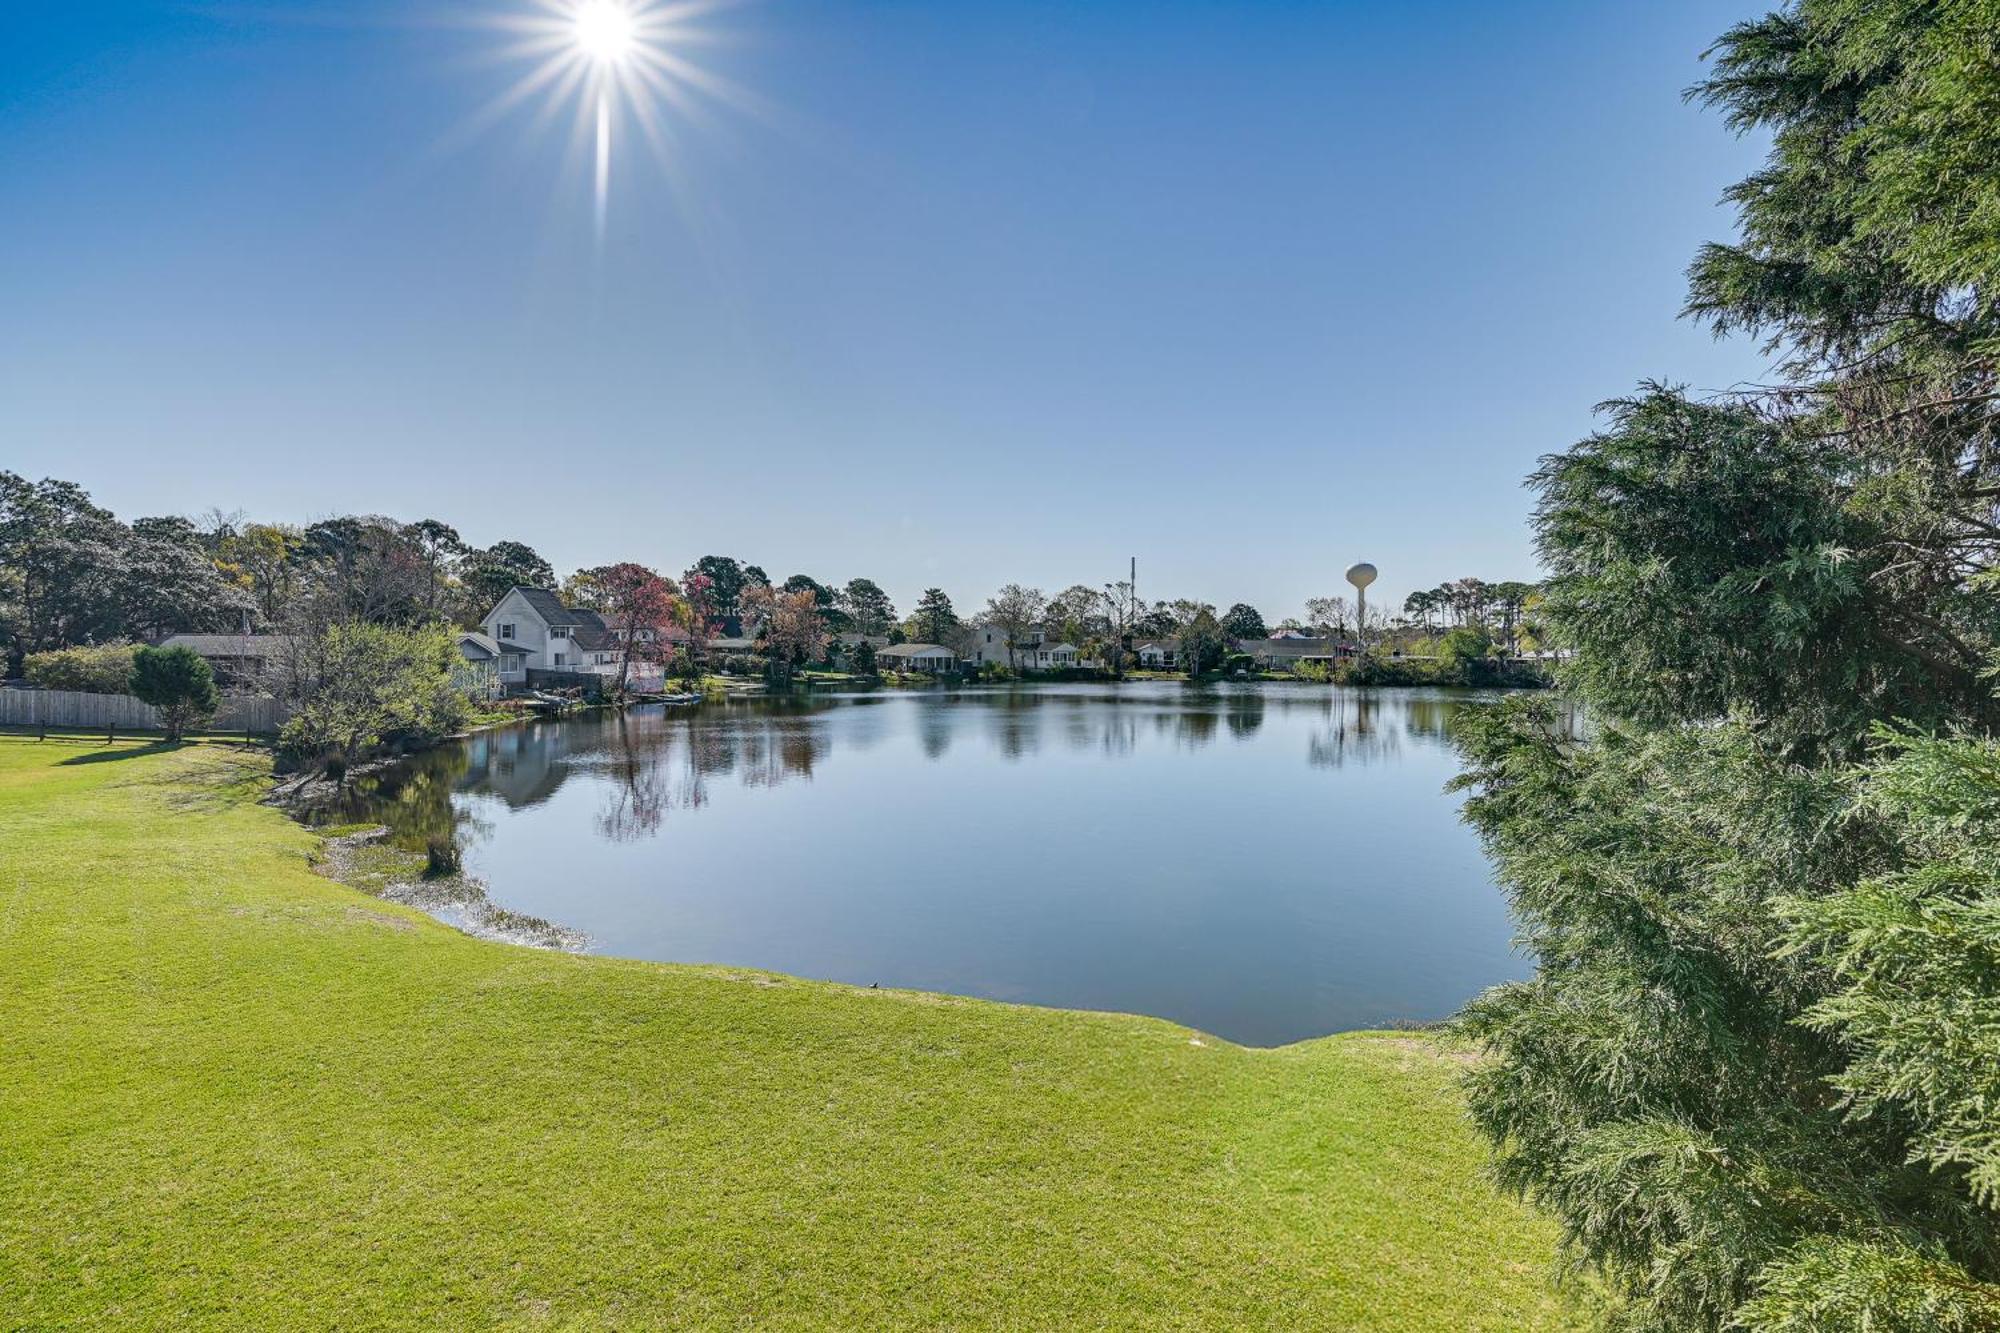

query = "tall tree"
743;584;827;685
692;556;750;618
405;519;465;621
1095;580;1140;676
597;563;680;696
0;473;126;673
910;588;958;646
220;522;303;627
1045;584;1105;647
459;540;556;616
1220;603;1267;640
1402;589;1438;634
1456;4;2000;1328
1303;595;1353;638
840;578;896;636
560;566;615;612
112;526;250;638
1485;581;1537;656
1176;608;1227;677
783;574;850;633
981;584;1047;670
679;570;718;671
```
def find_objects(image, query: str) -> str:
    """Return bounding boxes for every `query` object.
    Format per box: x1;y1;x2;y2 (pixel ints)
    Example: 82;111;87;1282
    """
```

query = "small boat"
525;691;583;716
656;692;704;706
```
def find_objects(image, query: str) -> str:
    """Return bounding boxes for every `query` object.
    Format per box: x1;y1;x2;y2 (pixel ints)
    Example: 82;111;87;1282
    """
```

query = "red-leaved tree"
599;562;681;696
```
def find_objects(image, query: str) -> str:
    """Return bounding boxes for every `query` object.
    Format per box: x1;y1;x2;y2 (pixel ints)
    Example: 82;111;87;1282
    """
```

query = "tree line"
0;478;1539;690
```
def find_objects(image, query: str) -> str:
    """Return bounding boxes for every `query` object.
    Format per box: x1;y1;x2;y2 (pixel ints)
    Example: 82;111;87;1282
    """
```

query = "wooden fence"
0;689;290;734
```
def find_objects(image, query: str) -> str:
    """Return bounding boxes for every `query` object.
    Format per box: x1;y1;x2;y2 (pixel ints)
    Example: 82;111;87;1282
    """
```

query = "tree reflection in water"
318;688;1572;862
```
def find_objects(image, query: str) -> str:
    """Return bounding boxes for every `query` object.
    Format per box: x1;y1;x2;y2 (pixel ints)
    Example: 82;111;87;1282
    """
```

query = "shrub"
273;622;470;768
129;645;219;740
1439;625;1493;669
22;642;137;693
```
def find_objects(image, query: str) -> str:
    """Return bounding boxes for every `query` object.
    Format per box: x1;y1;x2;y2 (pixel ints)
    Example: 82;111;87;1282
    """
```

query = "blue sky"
1;0;1772;618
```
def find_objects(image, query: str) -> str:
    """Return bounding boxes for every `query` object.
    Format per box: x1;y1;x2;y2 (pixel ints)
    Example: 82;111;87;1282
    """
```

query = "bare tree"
1096;579;1140;676
1304;595;1354;638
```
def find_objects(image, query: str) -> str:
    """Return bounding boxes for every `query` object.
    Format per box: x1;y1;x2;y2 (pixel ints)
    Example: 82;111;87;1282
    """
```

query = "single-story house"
152;633;294;688
454;631;521;699
1136;640;1179;669
1017;641;1079;670
877;643;958;673
1232;637;1355;668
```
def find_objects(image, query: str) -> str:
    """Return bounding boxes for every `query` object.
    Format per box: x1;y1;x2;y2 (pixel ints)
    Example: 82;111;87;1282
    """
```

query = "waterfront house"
454;631;519;699
1136;640;1179;669
962;623;1087;671
1231;637;1352;669
151;633;294;688
877;643;957;673
481;586;680;691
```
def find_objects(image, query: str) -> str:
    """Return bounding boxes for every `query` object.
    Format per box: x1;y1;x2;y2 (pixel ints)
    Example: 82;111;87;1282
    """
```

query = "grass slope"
0;736;1580;1330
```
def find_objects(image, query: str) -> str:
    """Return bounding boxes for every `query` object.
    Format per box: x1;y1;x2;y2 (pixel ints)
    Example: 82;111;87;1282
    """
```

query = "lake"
314;683;1534;1046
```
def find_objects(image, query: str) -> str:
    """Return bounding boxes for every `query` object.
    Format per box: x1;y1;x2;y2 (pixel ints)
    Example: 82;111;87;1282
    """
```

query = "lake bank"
0;735;1583;1329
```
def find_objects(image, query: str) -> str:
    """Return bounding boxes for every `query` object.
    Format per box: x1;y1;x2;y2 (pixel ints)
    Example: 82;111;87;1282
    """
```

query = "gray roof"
878;642;955;658
155;634;292;659
510;586;588;628
458;631;502;660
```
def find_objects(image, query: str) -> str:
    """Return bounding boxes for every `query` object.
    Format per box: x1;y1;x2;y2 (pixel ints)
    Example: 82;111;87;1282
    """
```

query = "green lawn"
0;735;1582;1330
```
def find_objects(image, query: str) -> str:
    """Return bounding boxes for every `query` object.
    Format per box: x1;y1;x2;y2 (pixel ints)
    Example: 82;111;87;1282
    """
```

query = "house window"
499;623;515;640
554;652;567;667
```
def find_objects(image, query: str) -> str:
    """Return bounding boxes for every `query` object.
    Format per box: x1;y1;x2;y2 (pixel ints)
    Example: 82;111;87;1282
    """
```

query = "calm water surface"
319;683;1533;1045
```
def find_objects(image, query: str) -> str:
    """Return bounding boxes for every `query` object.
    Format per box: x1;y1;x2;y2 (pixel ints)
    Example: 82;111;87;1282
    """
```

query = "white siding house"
962;623;1088;671
877;643;958;673
455;631;520;698
481;586;677;690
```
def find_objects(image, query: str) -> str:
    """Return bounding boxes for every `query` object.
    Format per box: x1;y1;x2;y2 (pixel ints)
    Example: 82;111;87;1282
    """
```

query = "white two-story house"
962;623;1087;671
481;586;678;690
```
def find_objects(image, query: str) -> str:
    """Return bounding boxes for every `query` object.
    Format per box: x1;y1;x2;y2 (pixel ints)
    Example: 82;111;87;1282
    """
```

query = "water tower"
1345;562;1378;648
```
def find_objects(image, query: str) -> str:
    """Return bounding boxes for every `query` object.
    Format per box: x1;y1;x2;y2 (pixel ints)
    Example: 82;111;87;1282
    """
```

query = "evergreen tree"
129;645;218;741
1455;5;2000;1328
911;588;958;645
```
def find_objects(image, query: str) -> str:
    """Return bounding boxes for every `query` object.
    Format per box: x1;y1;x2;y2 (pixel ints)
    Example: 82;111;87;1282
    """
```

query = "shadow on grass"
58;740;185;765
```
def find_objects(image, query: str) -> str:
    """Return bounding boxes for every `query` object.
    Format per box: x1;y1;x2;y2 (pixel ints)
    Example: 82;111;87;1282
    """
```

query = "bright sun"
573;0;637;64
471;0;756;246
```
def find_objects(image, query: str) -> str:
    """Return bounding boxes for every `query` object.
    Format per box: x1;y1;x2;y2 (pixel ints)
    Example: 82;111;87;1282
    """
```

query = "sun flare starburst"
472;0;751;248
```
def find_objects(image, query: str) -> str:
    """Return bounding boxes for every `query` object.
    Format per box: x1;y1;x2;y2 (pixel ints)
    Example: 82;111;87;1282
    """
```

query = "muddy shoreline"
310;825;587;953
